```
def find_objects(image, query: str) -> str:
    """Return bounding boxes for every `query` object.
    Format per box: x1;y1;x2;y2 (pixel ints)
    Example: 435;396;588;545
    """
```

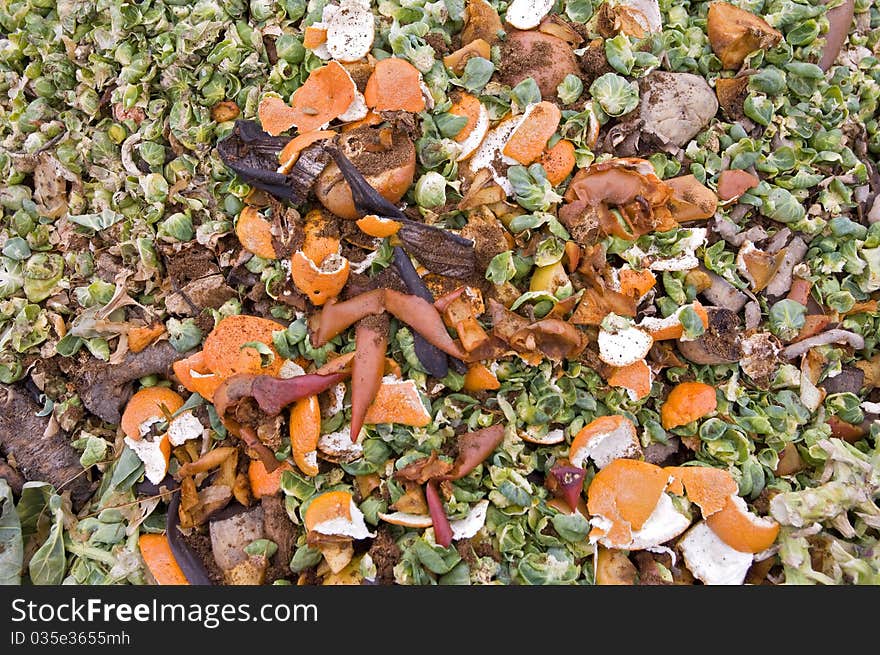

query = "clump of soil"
367;527;402;584
339;126;413;177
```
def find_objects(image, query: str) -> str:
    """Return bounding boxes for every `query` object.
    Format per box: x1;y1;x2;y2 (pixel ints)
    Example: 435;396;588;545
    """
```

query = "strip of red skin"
212;374;257;425
252;372;349;416
311;289;386;346
240;426;282;473
433;286;466;314
350;320;388;443
311;288;471;361
384;290;470;361
425;480;453;548
442;424;505;480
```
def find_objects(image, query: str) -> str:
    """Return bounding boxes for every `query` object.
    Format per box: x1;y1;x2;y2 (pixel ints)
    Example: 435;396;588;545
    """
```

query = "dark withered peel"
329;145;477;278
217;120;328;204
393;246;448;377
327;144;408;219
167;484;214;586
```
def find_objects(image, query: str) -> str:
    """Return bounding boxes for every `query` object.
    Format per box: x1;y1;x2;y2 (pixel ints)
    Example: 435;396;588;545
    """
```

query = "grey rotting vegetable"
209;506;265;572
765;237;808;298
782;330;866;360
819;366;865;395
0;384;96;511
744;301;761;331
699;267;748;312
614;71;718;155
68;342;190;424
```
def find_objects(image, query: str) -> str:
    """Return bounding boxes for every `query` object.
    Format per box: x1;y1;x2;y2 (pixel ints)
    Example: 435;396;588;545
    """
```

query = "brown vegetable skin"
442;424;505;480
707;2;782;70
666;174;718;221
310;289;386;345
350;318;388;443
819;0;855;71
717;169;759;201
461;0;503;45
315;129;416;220
595;546;637;585
499;30;580;100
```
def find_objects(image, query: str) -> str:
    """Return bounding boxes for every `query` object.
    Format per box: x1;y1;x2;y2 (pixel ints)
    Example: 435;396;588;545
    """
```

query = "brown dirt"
261;494;298;583
162;242;219;286
366;527;402;584
178;527;225;584
634;551;674;586
340;126;413;177
579;38;614;86
424;32;451;57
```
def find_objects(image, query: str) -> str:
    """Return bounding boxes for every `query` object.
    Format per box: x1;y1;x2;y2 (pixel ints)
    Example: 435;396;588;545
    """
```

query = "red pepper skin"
443;424;505;480
350;318;388;443
252;372;349;416
426;480;454;548
384;290;470;361
311;290;385;346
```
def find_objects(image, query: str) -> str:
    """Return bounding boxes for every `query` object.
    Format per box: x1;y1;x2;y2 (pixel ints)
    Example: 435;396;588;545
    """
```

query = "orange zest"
127;323;165;354
538;139;576;186
341;111;383;132
290;61;356;133
660;381;717;430
503;101;562;165
248;460;294;499
363;379;431;427
448;93;484;142
278;130;337;174
363;57;425;113
706;494;780;553
569;415;640;469
290;251;351;306
665;466;738;517
619;267;656;299
463;363;501;392
235;206;278;260
290;396;321;476
139;533;189;585
356;214;402;238
172;351;223;402
303;26;328;49
121;387;185;441
202;314;285;379
257;95;299;137
606;359;653;400
586;459;670;547
302;209;341;264
304;490;353;532
645;302;709;341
